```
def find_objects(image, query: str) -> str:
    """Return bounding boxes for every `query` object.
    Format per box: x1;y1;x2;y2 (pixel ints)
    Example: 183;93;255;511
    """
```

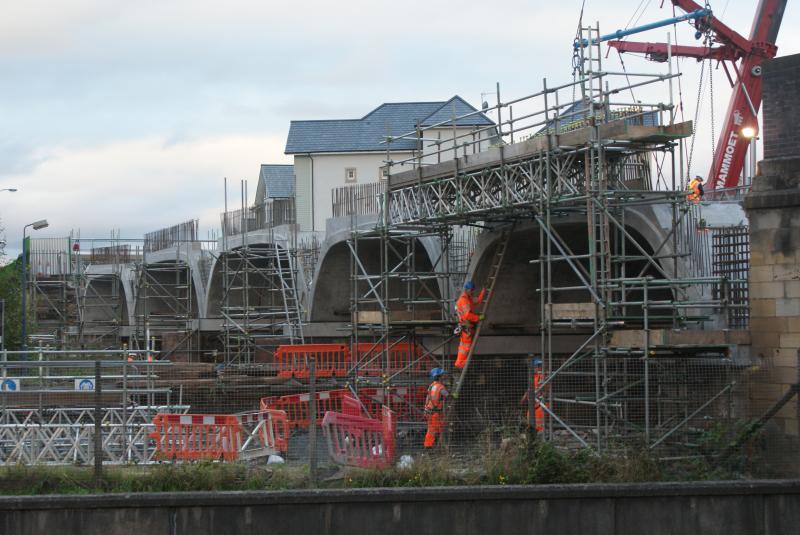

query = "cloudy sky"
0;0;797;256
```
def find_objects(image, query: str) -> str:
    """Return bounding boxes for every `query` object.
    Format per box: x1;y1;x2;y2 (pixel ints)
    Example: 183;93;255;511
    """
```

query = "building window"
345;167;357;183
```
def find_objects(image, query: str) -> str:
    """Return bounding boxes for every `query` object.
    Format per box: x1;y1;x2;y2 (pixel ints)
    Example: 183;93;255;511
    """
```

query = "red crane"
608;0;787;190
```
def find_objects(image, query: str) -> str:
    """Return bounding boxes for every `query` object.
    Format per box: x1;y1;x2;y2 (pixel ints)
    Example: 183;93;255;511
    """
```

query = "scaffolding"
77;233;137;349
347;23;751;455
27;236;80;348
220;183;305;365
134;220;200;360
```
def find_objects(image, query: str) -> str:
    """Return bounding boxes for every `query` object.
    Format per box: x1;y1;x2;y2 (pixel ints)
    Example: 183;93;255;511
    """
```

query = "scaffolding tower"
134;220;200;360
351;23;750;455
27;236;80;348
76;233;135;349
220;184;305;365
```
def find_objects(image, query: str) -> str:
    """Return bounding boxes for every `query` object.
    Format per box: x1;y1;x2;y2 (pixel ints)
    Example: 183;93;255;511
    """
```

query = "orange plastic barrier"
260;389;351;429
150;413;242;461
150;409;288;461
274;344;350;379
357;386;428;422
322;399;396;469
354;342;433;376
238;409;290;455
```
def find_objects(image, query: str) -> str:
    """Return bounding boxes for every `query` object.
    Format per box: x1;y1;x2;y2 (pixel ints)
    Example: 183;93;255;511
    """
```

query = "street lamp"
21;219;49;353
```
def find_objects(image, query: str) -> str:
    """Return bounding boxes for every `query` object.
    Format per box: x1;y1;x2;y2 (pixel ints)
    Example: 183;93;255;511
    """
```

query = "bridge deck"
389;120;692;190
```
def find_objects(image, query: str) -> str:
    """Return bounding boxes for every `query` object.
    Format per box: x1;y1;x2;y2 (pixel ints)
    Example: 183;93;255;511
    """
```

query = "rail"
332;182;386;217
143;220;198;253
221;199;296;237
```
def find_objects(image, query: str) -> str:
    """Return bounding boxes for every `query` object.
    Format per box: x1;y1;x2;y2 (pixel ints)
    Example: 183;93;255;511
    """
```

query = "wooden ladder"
450;225;514;399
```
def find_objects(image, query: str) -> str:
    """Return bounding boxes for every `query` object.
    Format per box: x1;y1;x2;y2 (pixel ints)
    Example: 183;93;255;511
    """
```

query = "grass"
0;463;310;495
0;435;746;495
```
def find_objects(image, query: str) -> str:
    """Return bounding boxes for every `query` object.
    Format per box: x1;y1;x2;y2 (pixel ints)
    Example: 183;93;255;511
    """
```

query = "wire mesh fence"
0;345;796;484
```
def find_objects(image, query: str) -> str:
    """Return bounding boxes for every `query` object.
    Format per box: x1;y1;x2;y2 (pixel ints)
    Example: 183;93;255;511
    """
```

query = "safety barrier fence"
149;409;288;461
273;342;431;380
321;396;396;469
260;386;428;430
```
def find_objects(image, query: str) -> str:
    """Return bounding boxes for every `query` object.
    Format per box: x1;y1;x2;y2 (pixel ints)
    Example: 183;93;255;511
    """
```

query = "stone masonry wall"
745;54;800;448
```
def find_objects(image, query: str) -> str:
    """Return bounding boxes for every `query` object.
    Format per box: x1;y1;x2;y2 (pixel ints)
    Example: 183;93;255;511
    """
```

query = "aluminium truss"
0;405;189;465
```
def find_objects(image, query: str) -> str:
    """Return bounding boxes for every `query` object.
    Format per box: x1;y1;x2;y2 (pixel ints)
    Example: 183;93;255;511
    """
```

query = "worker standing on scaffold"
454;280;486;369
687;175;705;202
521;357;546;433
424;367;449;448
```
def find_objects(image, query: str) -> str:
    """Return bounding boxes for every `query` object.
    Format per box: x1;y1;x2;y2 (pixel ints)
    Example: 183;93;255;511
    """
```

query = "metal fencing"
332;182;386;217
221;199;296;237
0;346;797;481
143;220;198;253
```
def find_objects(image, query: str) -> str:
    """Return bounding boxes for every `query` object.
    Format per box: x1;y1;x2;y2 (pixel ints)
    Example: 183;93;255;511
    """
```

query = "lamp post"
21;219;49;353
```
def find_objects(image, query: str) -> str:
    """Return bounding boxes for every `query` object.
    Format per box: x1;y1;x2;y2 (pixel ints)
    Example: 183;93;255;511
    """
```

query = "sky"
0;0;797;257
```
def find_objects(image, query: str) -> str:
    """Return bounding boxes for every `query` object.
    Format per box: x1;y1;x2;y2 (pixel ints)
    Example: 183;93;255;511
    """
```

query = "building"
284;96;495;231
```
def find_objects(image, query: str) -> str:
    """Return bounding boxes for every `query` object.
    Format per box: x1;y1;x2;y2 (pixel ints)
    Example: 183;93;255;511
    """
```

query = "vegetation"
0;257;23;350
0;434;746;496
0;463;310;495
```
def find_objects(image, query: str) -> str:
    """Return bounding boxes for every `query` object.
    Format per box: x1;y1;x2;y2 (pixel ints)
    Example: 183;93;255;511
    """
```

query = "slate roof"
258;164;294;199
285;96;494;154
538;99;660;134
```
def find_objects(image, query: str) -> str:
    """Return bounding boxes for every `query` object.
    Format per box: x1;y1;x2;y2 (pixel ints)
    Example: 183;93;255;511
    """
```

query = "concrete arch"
134;247;206;321
467;213;673;338
204;227;308;319
84;273;131;327
308;215;444;323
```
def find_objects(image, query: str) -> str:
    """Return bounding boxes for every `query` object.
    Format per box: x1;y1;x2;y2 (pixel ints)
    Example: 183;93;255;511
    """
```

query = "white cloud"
0;134;289;256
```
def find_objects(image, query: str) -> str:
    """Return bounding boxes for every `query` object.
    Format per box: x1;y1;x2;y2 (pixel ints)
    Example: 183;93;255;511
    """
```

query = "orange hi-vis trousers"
424;412;444;448
455;328;474;369
527;404;545;433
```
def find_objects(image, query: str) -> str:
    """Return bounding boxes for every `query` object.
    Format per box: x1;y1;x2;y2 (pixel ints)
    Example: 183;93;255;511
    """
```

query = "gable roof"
285;96;494;154
256;164;294;200
420;96;494;127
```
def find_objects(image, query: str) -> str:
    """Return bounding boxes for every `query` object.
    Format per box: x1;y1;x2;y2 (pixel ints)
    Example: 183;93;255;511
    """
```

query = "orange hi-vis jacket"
425;380;448;413
687;178;703;202
455;289;486;325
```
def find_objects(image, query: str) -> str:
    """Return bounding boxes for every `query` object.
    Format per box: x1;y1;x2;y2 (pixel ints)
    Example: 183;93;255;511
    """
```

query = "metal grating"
712;226;750;329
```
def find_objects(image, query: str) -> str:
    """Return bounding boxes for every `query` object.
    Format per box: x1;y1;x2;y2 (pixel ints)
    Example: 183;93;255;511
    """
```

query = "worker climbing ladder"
450;225;514;399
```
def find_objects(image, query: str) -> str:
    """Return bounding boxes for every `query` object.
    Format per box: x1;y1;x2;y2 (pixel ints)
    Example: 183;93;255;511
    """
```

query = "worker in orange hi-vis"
454;280;486;369
521;358;546;433
687;175;705;202
424;367;449;448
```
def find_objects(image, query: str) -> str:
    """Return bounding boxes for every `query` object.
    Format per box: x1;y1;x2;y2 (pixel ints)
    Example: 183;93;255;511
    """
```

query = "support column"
744;54;800;459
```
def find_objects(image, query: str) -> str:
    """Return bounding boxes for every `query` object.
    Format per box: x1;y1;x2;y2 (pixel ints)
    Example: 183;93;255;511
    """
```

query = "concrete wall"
419;127;494;165
745;53;800;442
2;481;799;535
293;153;406;232
293;128;489;232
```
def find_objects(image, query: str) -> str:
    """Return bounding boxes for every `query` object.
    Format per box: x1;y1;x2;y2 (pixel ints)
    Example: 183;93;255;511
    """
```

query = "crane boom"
608;0;787;190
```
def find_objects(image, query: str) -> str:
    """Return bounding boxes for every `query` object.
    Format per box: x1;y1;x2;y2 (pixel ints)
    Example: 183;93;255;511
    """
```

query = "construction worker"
424;367;449;448
687;175;705;202
521;358;546;433
454;280;486;369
